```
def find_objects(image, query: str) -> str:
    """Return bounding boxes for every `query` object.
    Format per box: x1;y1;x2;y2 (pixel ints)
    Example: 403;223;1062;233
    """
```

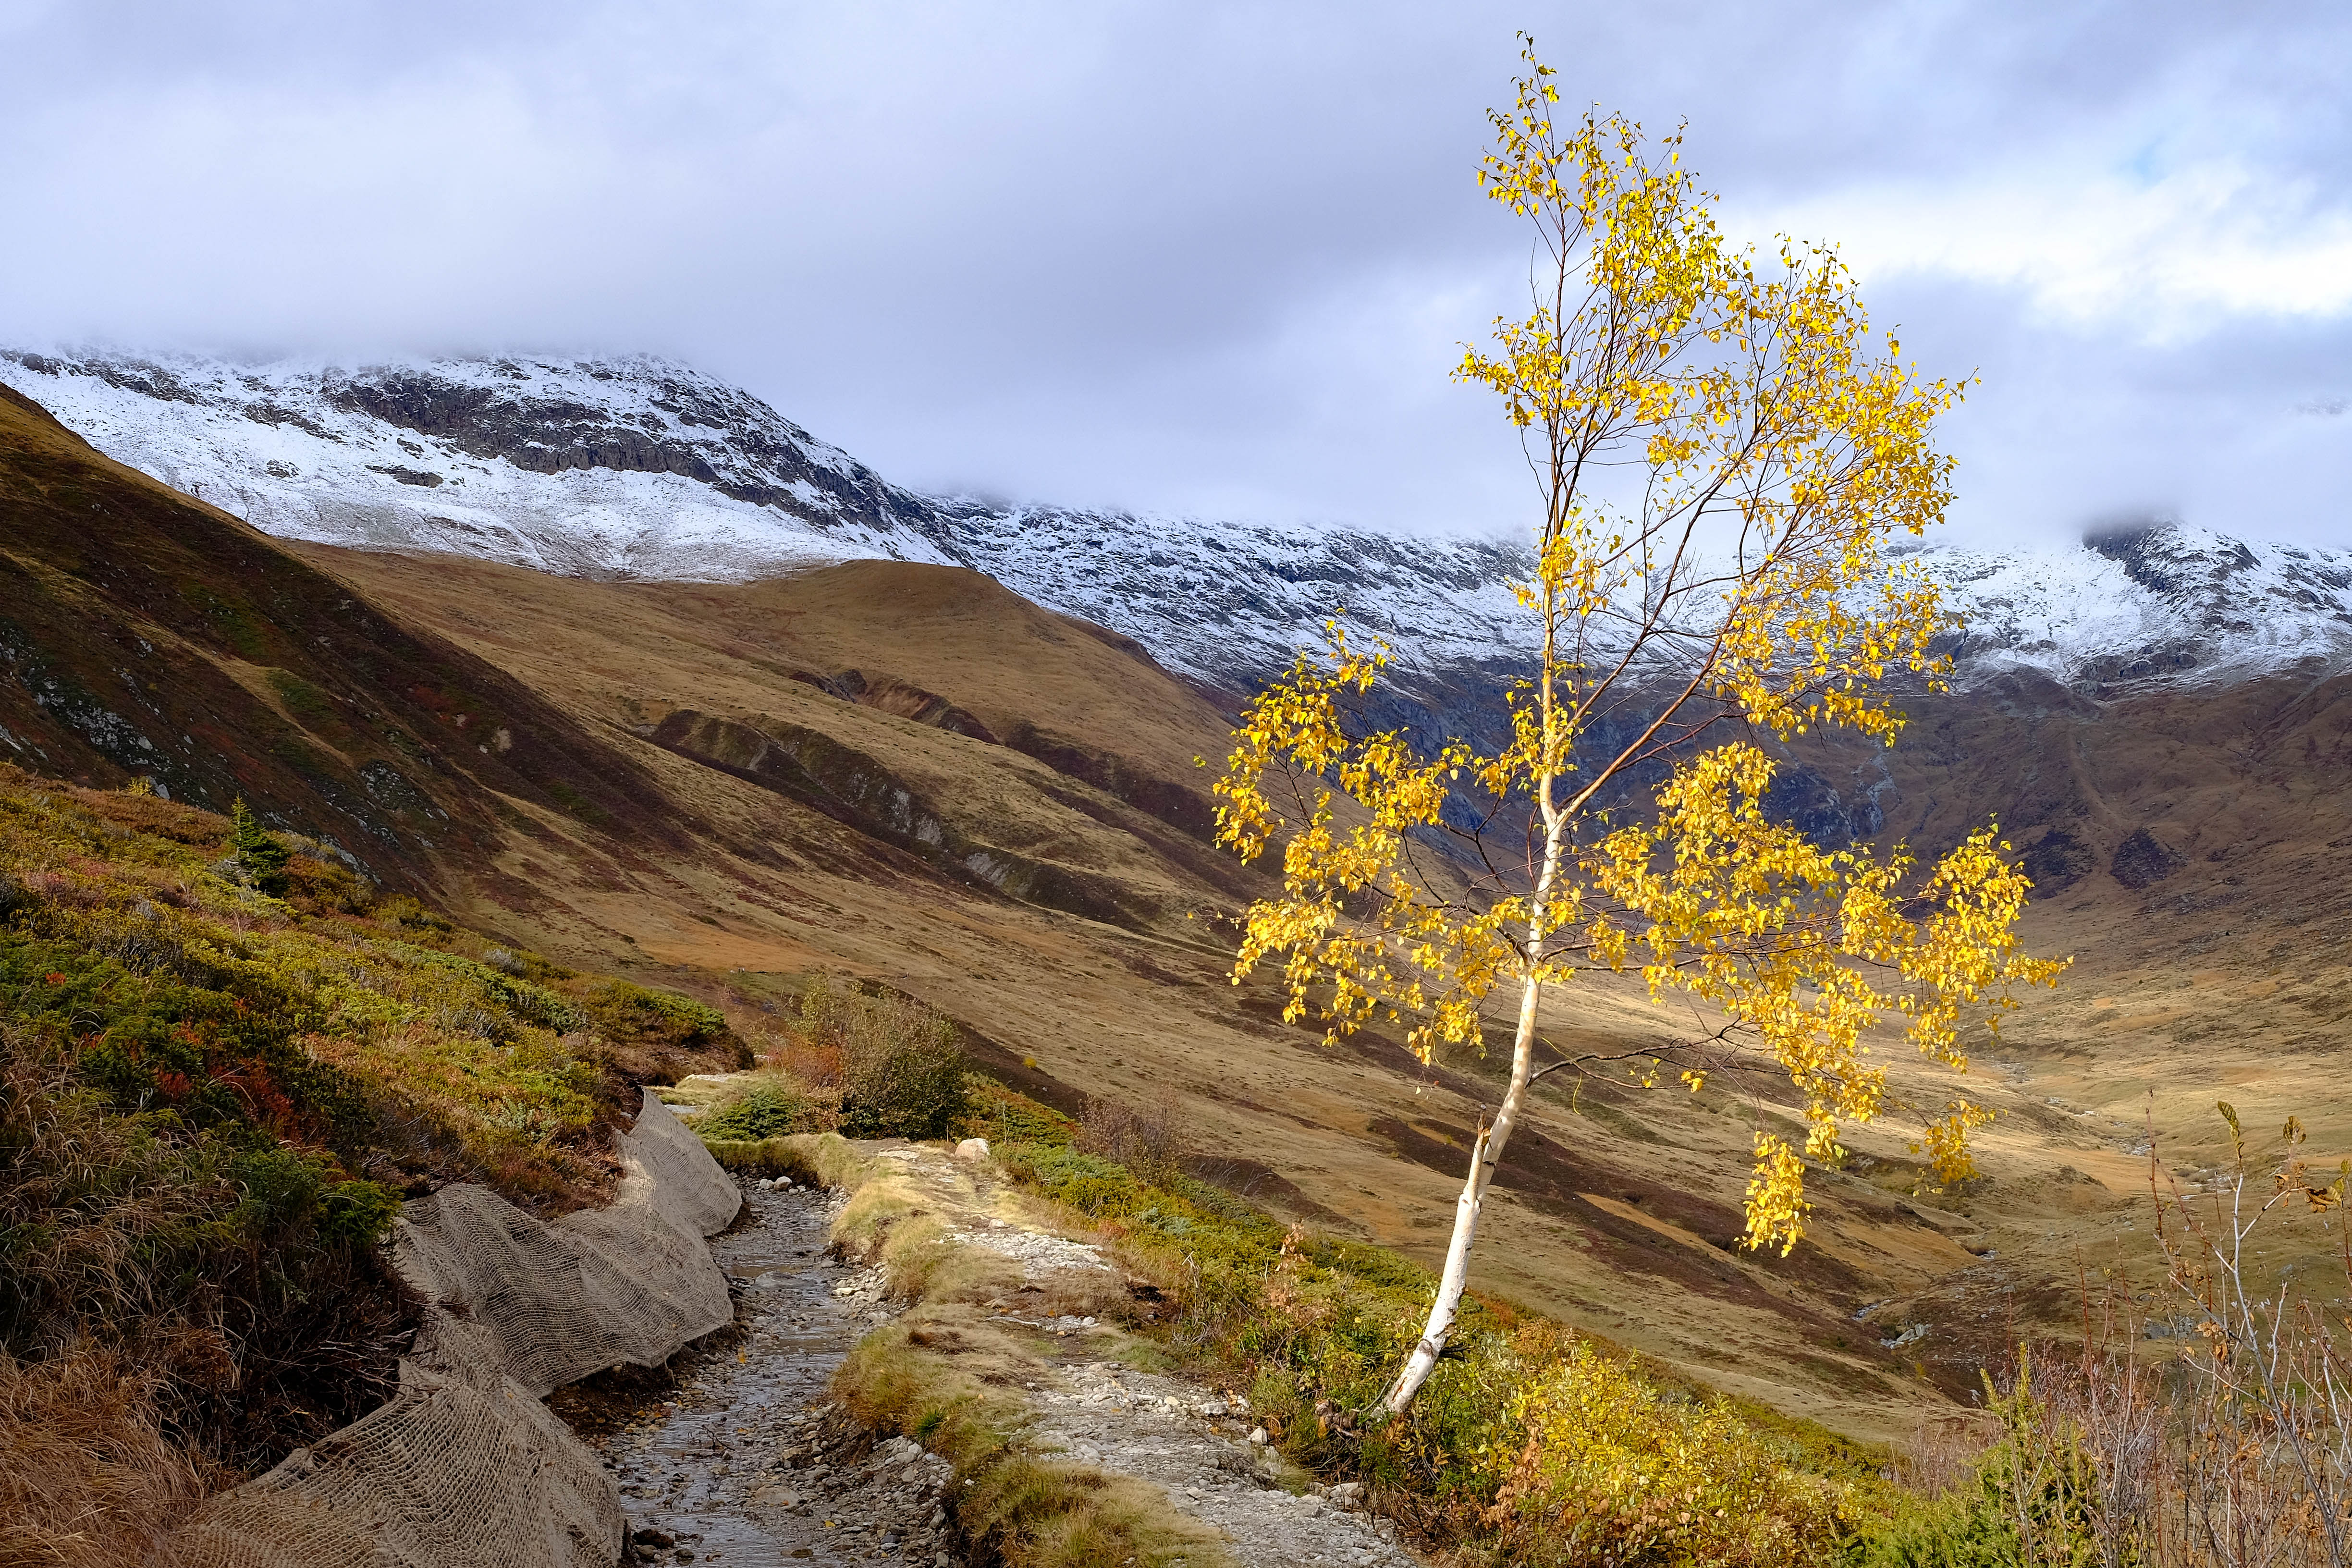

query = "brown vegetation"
0;771;747;1563
9;364;2352;1446
0;1351;210;1568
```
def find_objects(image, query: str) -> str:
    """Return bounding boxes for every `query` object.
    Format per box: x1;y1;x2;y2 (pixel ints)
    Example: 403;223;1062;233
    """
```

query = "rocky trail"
563;1174;953;1567
561;1146;1427;1568
1019;1358;1422;1568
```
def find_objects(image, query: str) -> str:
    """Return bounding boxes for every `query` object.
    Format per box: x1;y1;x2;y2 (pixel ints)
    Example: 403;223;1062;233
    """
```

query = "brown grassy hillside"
1800;663;2352;1163
12;370;2347;1444
292;542;2122;1442
1776;666;2352;1388
0;384;707;898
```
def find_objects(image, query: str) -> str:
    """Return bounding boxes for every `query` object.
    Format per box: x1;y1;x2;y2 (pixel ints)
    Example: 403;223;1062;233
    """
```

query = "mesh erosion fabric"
160;1094;742;1568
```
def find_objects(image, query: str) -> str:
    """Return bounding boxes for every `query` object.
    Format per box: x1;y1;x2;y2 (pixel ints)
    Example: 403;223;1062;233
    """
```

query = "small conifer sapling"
229;798;292;895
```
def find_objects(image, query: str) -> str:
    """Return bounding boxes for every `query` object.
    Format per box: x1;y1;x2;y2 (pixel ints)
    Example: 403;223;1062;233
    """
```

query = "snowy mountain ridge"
3;346;2348;697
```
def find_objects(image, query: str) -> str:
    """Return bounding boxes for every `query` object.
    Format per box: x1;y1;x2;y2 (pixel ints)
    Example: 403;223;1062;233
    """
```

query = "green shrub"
957;1077;1075;1146
799;979;968;1139
227;799;290;895
1841;1496;2021;1568
699;1081;810;1141
586;979;731;1052
1842;1356;2107;1568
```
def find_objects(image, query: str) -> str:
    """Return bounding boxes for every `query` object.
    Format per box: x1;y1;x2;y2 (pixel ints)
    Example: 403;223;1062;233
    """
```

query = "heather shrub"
1495;1342;1850;1567
0;768;745;1493
586;978;732;1053
0;1032;415;1475
797;979;968;1139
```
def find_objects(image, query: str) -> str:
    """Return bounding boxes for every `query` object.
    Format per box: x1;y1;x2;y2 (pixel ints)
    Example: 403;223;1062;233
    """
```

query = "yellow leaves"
1212;56;2059;1262
1743;1134;1811;1257
1586;742;2061;1244
1918;1101;1995;1186
1211;629;1389;866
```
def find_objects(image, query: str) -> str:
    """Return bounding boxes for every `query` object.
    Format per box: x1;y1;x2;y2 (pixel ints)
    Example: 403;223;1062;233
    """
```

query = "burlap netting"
159;1094;742;1568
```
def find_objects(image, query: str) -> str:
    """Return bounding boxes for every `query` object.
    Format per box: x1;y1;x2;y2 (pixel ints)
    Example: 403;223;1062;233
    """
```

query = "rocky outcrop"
647;709;1164;930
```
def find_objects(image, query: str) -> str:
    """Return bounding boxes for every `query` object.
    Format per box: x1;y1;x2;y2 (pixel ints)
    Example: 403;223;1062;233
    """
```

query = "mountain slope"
0;381;692;889
10;348;2352;1445
8;348;2352;701
282;535;2116;1443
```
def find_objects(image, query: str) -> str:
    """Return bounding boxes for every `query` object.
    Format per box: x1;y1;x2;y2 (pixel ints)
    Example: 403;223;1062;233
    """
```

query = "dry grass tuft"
1075;1090;1190;1186
0;1350;211;1568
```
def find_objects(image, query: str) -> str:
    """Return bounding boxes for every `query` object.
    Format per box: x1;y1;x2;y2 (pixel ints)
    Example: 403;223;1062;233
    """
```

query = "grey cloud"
0;0;2345;545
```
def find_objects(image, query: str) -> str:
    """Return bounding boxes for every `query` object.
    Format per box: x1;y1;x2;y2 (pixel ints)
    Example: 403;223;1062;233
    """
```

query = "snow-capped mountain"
0;348;958;579
1904;527;2352;693
4;346;2349;697
0;348;1530;685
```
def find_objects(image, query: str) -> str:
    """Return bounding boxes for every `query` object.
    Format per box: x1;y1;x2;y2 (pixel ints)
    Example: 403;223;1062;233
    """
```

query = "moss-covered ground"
0;769;747;1561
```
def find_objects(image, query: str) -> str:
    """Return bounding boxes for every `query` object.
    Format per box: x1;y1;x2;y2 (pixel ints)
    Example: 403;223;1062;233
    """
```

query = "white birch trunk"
1382;421;1576;1416
1381;947;1550;1413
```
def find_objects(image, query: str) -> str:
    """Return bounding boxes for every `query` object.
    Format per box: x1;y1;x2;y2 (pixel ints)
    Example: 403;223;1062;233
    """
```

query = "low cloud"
0;0;2345;547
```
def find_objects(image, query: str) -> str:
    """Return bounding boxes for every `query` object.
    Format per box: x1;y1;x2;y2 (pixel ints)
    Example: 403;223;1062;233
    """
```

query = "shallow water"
598;1179;887;1567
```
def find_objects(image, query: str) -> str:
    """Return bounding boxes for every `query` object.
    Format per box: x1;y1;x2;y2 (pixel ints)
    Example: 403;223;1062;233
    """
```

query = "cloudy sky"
3;0;2348;547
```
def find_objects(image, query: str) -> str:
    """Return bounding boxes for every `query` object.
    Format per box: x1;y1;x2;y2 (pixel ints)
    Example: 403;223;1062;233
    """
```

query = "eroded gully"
565;1176;960;1568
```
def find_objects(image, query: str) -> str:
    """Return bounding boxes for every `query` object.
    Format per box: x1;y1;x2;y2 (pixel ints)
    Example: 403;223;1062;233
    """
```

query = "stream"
578;1176;957;1567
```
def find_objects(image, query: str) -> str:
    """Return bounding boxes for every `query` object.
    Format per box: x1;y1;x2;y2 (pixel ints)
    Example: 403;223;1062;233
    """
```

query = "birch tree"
1211;45;2065;1416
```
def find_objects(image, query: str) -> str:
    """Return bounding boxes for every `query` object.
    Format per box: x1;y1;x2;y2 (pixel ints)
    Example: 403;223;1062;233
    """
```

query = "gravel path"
1025;1360;1421;1568
569;1150;1427;1568
882;1143;1429;1568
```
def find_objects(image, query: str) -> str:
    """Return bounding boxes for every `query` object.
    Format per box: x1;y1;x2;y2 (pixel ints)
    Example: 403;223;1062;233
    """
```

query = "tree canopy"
1213;41;2064;1412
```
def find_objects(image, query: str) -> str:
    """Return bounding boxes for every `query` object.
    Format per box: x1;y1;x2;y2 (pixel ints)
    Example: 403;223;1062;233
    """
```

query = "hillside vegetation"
0;380;691;896
702;1050;2352;1568
0;769;743;1560
9;369;2352;1487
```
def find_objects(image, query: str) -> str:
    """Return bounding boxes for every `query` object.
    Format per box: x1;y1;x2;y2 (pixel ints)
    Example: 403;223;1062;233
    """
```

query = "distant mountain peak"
5;346;2350;699
1911;522;2352;693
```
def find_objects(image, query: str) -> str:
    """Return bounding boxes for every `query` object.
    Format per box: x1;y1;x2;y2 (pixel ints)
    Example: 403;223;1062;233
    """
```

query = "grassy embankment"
696;986;2352;1567
695;1028;1888;1568
0;768;745;1566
